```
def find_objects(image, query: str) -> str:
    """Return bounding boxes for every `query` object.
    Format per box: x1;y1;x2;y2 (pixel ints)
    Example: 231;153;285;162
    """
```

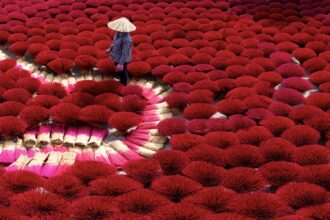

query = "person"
107;17;136;85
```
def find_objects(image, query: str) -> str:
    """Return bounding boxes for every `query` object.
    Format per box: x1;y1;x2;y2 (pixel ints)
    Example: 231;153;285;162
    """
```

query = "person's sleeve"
119;39;132;65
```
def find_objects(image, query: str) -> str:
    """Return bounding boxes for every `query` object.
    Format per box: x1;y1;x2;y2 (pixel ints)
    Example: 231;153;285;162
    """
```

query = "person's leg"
119;62;128;85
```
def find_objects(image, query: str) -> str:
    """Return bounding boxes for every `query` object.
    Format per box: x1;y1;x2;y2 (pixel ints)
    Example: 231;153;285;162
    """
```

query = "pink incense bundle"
146;92;168;104
128;132;167;144
26;146;39;158
123;140;156;158
94;146;111;164
137;122;159;129
6;154;32;172
81;147;95;161
142;113;173;122
55;152;76;175
63;126;78;147
0;141;18;163
40;145;54;154
151;90;170;103
14;139;28;159
144;102;169;111
142;108;171;116
131;129;160;136
69;146;83;161
87;127;108;148
125;137;163;151
32;70;47;81
41;151;63;177
51;124;65;145
75;126;92;147
104;144;128;167
59;78;68;89
37;125;51;147
67;77;76;93
142;88;154;98
145;85;166;99
23;129;37;148
24;152;49;175
53;145;68;152
108;140;142;160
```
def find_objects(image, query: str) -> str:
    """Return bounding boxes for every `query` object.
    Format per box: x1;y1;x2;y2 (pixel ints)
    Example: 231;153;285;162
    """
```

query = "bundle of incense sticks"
87;127;108;148
6;154;32;171
16;59;37;72
125;137;164;151
137;121;159;129
55;152;76;175
63;126;78;147
142;108;171;116
45;74;54;82
76;75;85;82
60;78;69;89
108;140;142;160
133;129;161;136
25;152;49;175
40;145;55;154
82;147;95;161
93;75;103;81
41;151;63;177
149;92;169;105
128;132;167;144
51;124;65;145
123;140;156;158
143;88;168;103
104;144;128;167
31;69;47;81
75;126;92;147
23;129;38;148
37;125;51;147
14;139;28;159
142;113;173;122
144;102;169;111
84;75;93;80
94;145;111;164
67;77;76;92
69;146;83;161
52;76;61;83
0;140;17;163
53;145;68;153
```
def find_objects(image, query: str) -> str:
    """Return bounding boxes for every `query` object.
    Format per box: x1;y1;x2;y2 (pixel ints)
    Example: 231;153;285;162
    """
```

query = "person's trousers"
115;62;128;85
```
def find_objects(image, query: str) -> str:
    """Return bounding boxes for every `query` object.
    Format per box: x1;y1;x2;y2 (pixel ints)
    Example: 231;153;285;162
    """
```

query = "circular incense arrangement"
0;49;172;176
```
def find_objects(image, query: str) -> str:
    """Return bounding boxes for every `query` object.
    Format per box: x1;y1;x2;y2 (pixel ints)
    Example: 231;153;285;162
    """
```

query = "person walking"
107;17;136;85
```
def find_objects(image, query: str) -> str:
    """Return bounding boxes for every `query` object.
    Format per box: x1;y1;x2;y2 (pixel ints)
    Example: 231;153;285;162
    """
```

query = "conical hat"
107;17;136;32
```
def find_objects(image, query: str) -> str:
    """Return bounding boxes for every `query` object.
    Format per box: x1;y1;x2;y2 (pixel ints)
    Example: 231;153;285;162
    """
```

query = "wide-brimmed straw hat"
107;17;136;32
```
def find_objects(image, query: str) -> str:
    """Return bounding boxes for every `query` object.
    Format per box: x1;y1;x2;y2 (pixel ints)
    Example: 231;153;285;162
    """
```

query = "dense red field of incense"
0;0;329;219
